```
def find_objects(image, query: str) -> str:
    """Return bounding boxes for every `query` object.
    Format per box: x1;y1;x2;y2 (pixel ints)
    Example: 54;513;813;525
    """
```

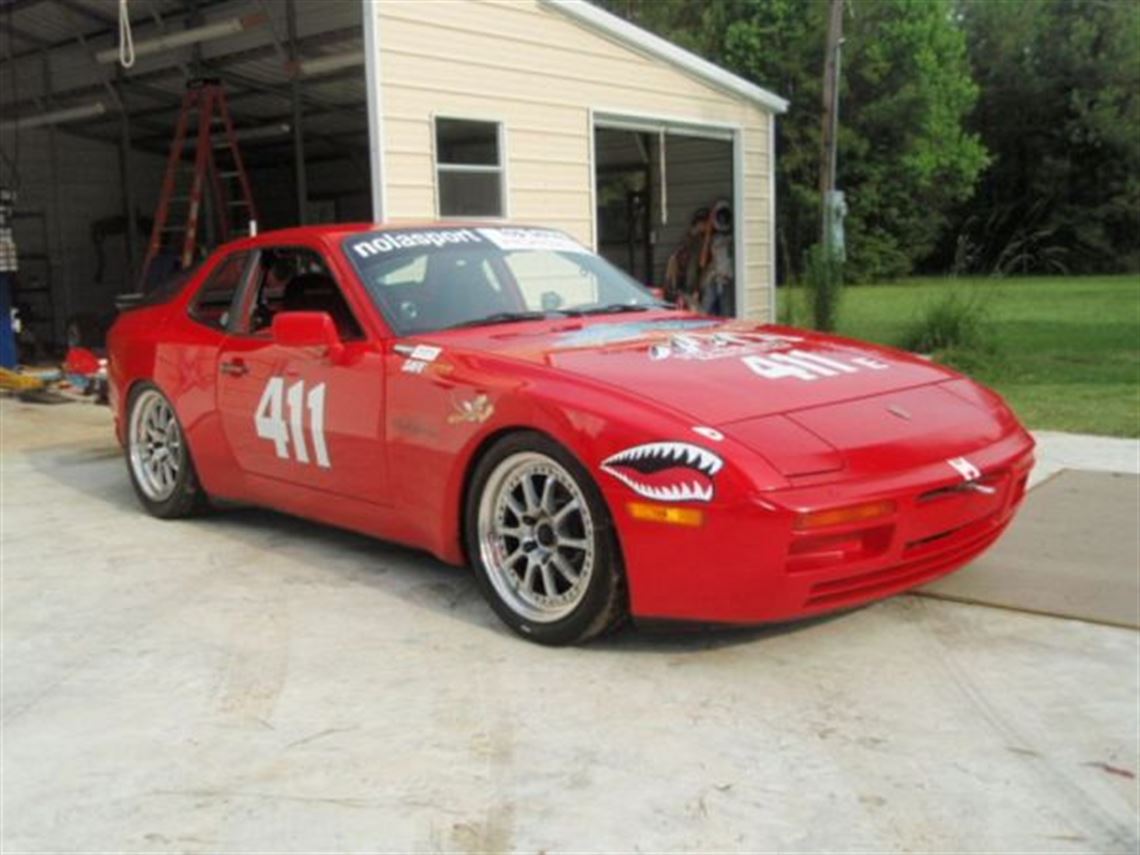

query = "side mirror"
648;286;666;301
271;311;345;362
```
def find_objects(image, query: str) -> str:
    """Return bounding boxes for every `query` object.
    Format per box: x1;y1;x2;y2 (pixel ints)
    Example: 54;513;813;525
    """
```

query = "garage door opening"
593;121;736;316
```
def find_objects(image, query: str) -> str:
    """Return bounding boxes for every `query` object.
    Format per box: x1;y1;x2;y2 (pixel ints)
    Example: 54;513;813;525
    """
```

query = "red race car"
107;223;1034;644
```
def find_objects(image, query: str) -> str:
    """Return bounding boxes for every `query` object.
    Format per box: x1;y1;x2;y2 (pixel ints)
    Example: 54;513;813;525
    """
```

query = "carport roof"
0;0;368;169
0;0;786;177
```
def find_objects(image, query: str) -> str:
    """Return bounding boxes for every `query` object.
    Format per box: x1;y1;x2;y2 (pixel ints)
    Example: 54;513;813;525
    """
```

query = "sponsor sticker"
648;331;803;362
410;344;442;362
558;319;716;348
349;228;483;259
448;393;494;425
476;227;588;254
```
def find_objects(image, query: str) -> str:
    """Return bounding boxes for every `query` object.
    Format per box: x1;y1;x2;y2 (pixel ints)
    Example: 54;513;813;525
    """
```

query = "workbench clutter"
0;347;108;405
0;187;17;371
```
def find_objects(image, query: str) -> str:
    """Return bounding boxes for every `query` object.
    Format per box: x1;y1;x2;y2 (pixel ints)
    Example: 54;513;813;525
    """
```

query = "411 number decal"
742;349;888;382
254;377;331;468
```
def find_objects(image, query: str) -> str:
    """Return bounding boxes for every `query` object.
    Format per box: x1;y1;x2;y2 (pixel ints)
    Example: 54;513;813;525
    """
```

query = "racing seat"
423;256;515;327
282;273;362;339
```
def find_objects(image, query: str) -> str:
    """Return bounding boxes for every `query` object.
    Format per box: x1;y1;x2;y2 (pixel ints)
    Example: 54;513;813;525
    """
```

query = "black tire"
125;382;209;519
464;431;627;645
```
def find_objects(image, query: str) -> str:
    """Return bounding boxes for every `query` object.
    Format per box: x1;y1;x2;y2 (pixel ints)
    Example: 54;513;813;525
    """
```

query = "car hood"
433;313;958;424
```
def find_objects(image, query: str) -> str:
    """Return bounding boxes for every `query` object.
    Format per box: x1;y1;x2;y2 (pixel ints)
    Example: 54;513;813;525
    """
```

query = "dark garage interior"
0;0;370;356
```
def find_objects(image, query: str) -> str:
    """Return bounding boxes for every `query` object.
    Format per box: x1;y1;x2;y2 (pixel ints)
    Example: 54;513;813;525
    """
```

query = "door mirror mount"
271;311;345;363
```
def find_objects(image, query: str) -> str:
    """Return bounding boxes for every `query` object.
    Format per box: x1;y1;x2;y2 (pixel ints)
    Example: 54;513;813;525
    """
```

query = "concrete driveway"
2;399;1137;853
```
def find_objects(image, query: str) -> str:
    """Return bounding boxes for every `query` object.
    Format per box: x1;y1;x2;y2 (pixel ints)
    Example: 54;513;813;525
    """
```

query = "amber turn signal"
794;499;896;531
626;502;705;527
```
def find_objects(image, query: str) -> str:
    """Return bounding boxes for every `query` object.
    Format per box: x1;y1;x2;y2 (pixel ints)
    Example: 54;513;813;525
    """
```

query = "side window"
189;252;250;331
435;117;504;217
243;247;364;341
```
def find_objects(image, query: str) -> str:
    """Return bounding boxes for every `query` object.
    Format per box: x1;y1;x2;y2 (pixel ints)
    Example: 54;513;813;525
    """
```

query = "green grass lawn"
781;275;1140;437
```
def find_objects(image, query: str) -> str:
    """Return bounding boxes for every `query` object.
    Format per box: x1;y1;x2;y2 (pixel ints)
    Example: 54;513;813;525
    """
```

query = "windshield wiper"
563;303;663;316
444;310;558;330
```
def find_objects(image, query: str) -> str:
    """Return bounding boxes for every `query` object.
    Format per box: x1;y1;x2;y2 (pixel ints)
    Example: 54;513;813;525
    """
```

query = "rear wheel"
466;432;625;645
126;384;207;518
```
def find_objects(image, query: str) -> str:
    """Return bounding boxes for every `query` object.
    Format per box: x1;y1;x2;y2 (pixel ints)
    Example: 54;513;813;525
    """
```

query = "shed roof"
540;0;789;115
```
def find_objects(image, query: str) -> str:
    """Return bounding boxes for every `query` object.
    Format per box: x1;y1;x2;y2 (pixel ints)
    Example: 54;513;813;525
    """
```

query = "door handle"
220;358;249;377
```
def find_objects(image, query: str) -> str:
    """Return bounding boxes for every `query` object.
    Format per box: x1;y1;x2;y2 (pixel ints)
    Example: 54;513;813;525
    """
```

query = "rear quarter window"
189;252;250;331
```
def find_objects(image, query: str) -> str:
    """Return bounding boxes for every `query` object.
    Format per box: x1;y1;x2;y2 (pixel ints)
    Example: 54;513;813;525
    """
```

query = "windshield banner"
348;226;587;260
475;227;587;254
349;228;484;259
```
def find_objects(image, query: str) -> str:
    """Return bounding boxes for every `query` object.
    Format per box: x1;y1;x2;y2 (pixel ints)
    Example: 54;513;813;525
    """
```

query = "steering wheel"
250;302;273;332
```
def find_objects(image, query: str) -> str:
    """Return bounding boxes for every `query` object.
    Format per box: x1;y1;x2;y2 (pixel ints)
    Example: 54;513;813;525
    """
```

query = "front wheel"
465;432;626;645
126;383;208;518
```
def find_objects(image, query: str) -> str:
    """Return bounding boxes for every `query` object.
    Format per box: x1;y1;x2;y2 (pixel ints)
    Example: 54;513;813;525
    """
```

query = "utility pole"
819;0;844;255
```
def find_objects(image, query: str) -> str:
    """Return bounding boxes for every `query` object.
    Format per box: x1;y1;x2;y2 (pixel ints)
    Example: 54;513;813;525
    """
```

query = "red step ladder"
139;78;258;290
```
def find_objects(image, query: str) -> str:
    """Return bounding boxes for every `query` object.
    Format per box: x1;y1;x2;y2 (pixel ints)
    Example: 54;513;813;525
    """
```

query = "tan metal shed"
360;0;788;321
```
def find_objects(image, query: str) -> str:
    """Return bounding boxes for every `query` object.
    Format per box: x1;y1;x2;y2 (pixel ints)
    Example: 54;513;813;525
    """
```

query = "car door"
214;243;388;507
165;248;257;501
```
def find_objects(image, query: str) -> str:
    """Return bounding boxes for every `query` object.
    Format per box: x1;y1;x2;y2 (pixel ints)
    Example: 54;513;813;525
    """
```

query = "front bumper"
618;430;1034;624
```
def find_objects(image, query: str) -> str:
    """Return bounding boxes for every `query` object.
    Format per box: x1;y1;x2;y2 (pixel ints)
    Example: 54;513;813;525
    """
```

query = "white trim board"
541;0;789;115
768;112;777;323
587;109;598;251
362;0;387;223
593;109;736;142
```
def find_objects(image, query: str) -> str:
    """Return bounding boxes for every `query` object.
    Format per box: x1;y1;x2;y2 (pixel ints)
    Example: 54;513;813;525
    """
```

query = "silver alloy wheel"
128;389;183;502
477;451;596;623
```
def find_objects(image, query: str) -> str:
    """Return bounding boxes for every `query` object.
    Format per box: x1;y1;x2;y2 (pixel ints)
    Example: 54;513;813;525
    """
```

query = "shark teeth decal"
600;441;724;503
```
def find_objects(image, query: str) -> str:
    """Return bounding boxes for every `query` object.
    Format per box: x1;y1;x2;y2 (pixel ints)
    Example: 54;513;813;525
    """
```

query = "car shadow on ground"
596;610;853;653
23;436;854;652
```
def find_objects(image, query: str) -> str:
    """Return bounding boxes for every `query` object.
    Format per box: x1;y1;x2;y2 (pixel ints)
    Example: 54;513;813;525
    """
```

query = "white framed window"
434;117;505;218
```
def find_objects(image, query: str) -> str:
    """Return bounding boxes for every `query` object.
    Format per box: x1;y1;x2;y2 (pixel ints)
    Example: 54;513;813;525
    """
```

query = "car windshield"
343;226;661;335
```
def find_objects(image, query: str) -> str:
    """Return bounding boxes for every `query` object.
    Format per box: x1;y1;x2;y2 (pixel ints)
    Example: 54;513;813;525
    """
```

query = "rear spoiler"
114;292;146;311
113;265;199;313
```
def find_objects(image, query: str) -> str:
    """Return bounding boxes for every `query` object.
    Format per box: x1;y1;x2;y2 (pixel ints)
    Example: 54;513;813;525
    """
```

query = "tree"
714;0;827;281
838;0;988;280
940;0;1140;274
596;0;988;282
